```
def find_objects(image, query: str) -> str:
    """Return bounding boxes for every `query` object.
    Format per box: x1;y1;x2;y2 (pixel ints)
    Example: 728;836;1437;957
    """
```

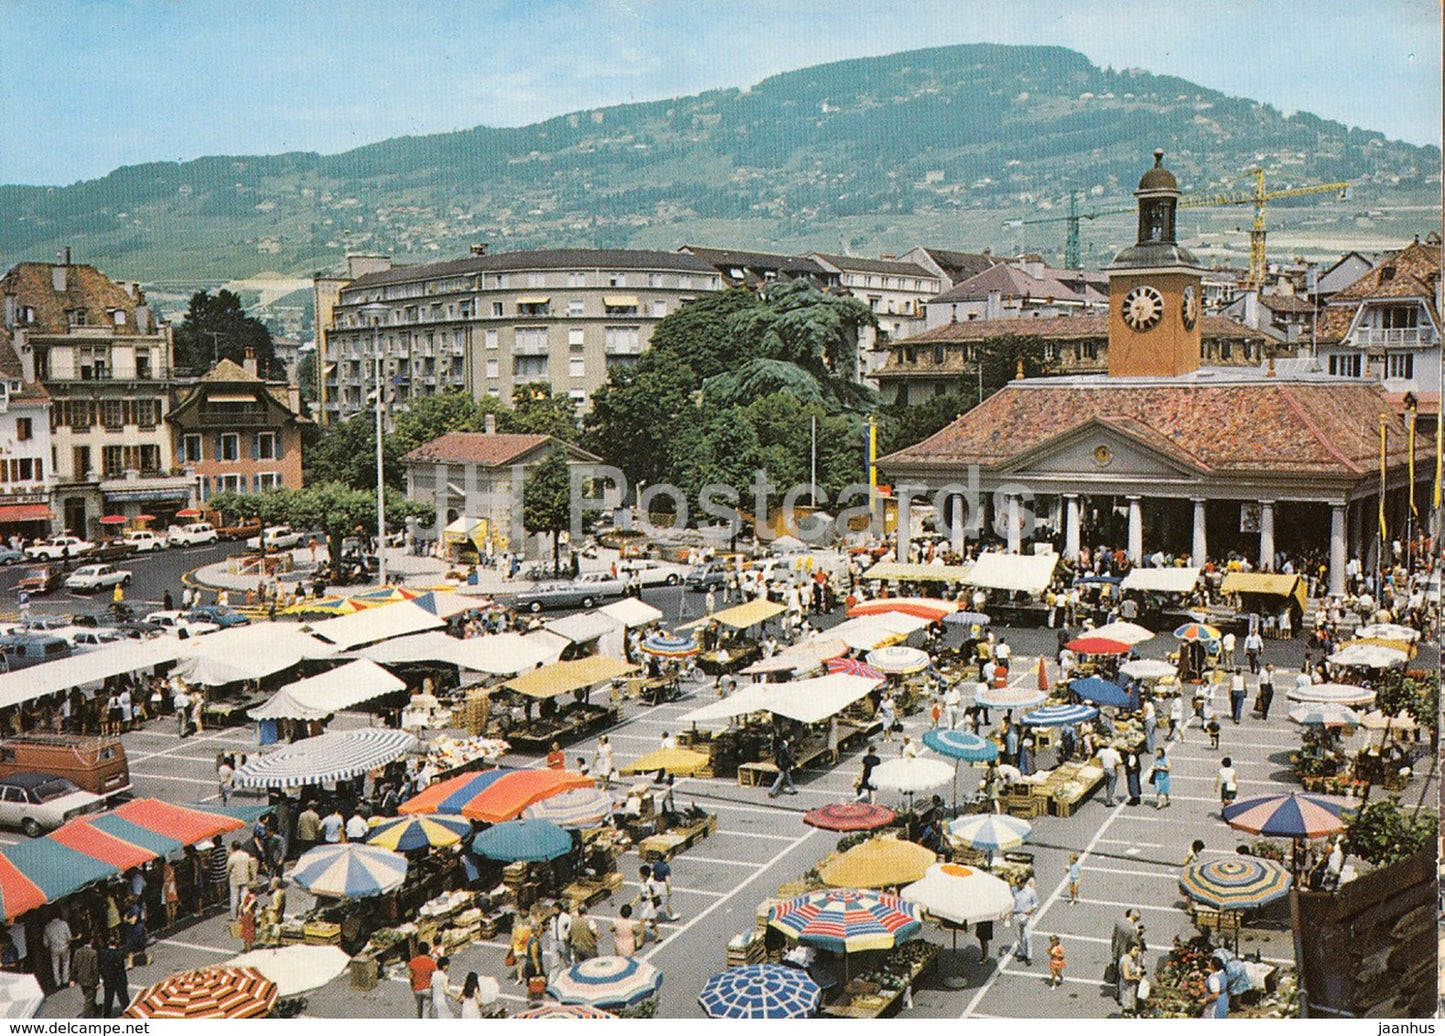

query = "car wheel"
581;596;595;610
123;575;132;586
665;573;678;586
529;601;543;614
21;817;42;838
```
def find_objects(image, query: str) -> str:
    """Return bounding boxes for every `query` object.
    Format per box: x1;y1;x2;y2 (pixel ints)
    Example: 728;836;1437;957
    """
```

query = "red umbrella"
126;967;277;1019
133;514;156;523
176;509;203;518
1064;636;1131;655
99;515;127;525
803;803;896;832
825;657;886;681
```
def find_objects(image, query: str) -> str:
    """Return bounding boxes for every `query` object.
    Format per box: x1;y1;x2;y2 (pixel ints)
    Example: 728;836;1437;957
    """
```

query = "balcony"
1348;327;1438;348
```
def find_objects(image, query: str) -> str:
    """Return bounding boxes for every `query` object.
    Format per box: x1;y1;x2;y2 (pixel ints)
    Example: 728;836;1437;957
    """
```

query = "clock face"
1121;285;1164;332
1181;285;1199;330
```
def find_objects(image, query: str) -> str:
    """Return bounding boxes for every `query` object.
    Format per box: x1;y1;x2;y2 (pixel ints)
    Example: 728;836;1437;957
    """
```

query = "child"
1065;853;1080;905
1047;934;1066;988
929;699;942;729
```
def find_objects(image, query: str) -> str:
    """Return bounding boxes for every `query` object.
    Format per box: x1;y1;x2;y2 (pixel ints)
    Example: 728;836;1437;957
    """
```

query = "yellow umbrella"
284;596;359;615
1342;637;1415;658
818;836;937;890
618;747;710;776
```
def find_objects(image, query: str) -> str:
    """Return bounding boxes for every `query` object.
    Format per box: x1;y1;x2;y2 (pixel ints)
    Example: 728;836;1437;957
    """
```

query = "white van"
168;522;219;546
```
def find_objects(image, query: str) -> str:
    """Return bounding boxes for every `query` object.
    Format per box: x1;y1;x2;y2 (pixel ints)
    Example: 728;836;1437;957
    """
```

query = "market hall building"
880;151;1431;597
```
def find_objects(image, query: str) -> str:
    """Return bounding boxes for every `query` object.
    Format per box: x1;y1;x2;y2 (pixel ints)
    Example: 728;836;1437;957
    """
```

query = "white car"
63;564;132;592
0;773;104;837
168;522;219;546
574;570;625;598
123;530;167;553
25;536;95;560
144;610;219;637
56;626;124;652
619;559;684;587
246;525;305;551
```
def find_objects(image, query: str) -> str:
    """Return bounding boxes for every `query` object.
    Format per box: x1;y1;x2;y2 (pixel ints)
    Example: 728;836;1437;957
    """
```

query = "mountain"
2;43;1437;292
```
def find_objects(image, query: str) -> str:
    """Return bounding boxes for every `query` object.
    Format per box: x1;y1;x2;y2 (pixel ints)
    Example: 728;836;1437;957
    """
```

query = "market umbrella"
1119;659;1178;681
0;839;118;922
1354;623;1420;643
1326;644;1407;669
1174;622;1222;642
513;1003;615;1018
521;786;615;828
1285;683;1377;707
1287;703;1362;728
1089;621;1155;645
1179;857;1293;912
547;956;662;1009
922;728;998;809
972;685;1047;710
1064;636;1131;655
768;887;922;954
364;814;472;852
125;967;278;1019
847;597;958;621
640;632;699;658
825;657;886;681
901;862;1013;926
865;645;931;675
818;836;937;889
284;595;361;615
132;514;156;523
871;757;954;797
469;818;572;863
1022;702;1099;727
175;508;203;518
1070;676;1136;710
290;843;408;898
942;610;991;627
399;767;593;822
0;972;43;1018
802;802;896;832
224;946;352;997
617;747;710;777
743;638;848;675
231;728;417;789
1222;792;1353;839
99;514;127;526
945;813;1032;854
697;963;822;1019
1360;710;1420;732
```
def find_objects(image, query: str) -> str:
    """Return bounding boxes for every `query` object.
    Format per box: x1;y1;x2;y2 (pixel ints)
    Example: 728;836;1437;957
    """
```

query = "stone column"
1064;494;1081;559
1191;497;1208;568
1126;495;1143;563
1006;495;1021;554
1258;500;1276;571
1329;503;1347;597
950;494;965;555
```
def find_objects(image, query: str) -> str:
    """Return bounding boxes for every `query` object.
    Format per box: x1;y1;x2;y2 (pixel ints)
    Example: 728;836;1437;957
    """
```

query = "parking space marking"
1078;865;1176;880
155;937;232;955
1073;897;1182;912
130;772;218;786
672;853;766;868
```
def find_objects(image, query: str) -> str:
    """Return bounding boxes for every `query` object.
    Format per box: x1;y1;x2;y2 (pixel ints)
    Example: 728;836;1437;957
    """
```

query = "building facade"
921;261;1107;329
0;328;54;544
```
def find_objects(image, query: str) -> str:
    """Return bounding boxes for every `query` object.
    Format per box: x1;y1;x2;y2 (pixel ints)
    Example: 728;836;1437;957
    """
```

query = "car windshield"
32;778;80;802
23;569;47;579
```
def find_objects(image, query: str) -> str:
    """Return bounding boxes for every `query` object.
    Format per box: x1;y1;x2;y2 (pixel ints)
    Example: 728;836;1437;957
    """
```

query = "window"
496;273;510;289
604;326;641;354
102;445;124;478
255;432;278;460
72;446;91;479
1386;352;1415;379
181;434;202;463
491;302;504;317
485;329;499;350
517;299;551;316
134;399;160;428
256;472;283;491
102;399;125;430
15;418;31;441
528;272;545;288
648;273;664;288
135;354;151;379
111;309;125;326
67;309;88;327
484;358;499;379
219;433;240;462
138;445;160;474
567;272;586;287
217;473;246;492
651;300;667;318
569;389;587;404
514;327;548;354
569;355;585;378
568;328;585;347
607;272;626;287
568;299;585;317
1328;354;1362;377
66;400;95;431
513;356;548;382
604;299;638;316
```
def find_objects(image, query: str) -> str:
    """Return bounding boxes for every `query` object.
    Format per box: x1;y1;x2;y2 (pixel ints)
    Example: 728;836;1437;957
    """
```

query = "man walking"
1008;877;1038;965
1243;629;1264;674
1255;665;1276;720
43;910;72;989
768;738;798;797
227;841;257;918
408;941;437;1018
72;936;99;1017
1096;741;1123;807
1228;668;1247;724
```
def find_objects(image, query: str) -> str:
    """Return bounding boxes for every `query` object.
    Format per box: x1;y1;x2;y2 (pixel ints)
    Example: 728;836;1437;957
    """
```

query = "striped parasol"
1287;703;1362;728
125;967;278;1019
364;814;472;852
290;843;408;898
348;586;420;608
972;685;1047;710
231;728;416;789
865;646;931;675
399;767;594;822
1179;857;1292;911
521;786;615;828
1222;792;1353;838
768;887;922;954
284;595;361;615
1022;702;1099;727
945;813;1032;854
469;818;573;863
1285;682;1377;707
547;956;662;1008
1174;622;1223;642
922;728;998;763
697;963;822;1019
639;632;699;658
513;1003;616;1019
1;839;118;923
825;657;886;681
803;802;897;832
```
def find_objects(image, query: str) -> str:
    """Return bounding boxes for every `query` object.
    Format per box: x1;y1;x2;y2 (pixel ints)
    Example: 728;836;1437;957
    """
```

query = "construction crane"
1180;169;1350;287
1005;193;1133;269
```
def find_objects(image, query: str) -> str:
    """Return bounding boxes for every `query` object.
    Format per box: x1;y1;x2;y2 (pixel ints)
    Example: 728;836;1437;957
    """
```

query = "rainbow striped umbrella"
125;967;278;1019
945;813;1032;854
768;887;922;954
1222;792;1353;839
640;632;699;658
698;963;822;1019
1180;857;1292;911
825;657;886;681
290;843;408;898
284;595;360;615
513;1004;615;1019
1022;702;1099;727
1174;622;1222;642
547;956;662;1008
866;646;931;675
364;814;472;852
399;767;593;823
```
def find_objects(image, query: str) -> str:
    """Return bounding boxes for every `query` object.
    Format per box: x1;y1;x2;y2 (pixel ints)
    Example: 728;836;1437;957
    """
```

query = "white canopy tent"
677;684;775;727
545;612;618;645
248;659;406;721
358;631;562;675
415;590;488;620
306;600;444;651
763;673;882;725
1119;567;1202;594
173;625;338;687
825;613;931;652
597;598;663;629
0;638;188;710
962;552;1058;595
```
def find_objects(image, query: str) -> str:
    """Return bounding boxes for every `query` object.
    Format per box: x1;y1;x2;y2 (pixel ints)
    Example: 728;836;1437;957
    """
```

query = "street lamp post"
359;302;390;587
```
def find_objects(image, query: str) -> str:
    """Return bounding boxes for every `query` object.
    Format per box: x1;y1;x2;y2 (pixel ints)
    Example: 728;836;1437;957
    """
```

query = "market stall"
489;656;635;749
306;600;445;651
1219;572;1307;636
357;630;562;676
247;660;407;726
684;599;785;674
862;562;971;584
231;728;417;790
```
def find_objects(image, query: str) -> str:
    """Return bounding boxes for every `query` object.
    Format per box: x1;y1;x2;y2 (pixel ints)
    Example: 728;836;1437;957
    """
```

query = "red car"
17;566;61;595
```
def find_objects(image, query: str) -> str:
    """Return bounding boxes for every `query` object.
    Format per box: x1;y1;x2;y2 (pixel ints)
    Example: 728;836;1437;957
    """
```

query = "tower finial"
1153;148;1165;166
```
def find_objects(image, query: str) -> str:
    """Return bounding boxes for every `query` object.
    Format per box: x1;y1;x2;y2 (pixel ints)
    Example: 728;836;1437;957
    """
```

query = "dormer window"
66;309;87;327
111;309;126;326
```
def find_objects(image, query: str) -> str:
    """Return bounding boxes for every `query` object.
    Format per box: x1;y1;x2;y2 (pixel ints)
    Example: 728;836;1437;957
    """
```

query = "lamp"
358;301;390;586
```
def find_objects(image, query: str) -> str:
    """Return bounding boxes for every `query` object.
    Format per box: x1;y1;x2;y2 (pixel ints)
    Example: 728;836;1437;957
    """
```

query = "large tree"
302;412;406;492
173;289;276;375
523;445;573;568
207;483;427;564
506;383;579;441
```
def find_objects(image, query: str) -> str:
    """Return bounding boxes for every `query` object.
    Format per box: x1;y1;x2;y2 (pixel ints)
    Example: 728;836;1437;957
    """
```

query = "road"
0;540;237;621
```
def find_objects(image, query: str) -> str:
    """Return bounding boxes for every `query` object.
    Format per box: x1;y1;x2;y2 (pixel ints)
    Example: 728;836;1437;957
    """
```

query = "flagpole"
1377;414;1387;600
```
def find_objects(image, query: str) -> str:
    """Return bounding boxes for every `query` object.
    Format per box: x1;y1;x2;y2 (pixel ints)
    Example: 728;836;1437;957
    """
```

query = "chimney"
470;243;490;256
880;253;896;261
64;247;71;265
484;413;496;435
135;304;151;334
985;290;1002;321
52;257;67;293
1243;289;1260;330
243;346;257;377
286;376;301;415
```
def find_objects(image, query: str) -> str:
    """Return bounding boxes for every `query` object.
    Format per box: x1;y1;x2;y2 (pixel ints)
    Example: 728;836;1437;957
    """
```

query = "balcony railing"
1348;327;1437;348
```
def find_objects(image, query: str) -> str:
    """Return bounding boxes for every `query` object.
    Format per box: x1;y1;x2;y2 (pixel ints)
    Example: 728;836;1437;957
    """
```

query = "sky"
1;0;1439;186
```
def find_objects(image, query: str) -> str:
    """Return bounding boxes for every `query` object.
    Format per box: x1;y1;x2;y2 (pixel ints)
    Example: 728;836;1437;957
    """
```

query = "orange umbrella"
399;768;594;823
126;967;277;1019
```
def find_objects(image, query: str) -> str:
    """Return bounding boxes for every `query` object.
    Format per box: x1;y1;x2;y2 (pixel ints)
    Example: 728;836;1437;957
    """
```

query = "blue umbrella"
1022;702;1099;727
922;729;998;763
468;818;572;862
698;963;822;1019
1070;676;1137;710
942;611;991;627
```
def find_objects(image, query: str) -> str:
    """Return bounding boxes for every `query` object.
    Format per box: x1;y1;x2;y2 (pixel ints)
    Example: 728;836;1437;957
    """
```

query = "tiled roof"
402;432;600;468
883;377;1417;478
1;262;143;336
682;246;827;277
808;253;934;278
197;358;263;384
346;249;715;290
1260;294;1316;314
914;248;1000;283
1329;241;1439;303
891;315;1265;345
931;263;1087;305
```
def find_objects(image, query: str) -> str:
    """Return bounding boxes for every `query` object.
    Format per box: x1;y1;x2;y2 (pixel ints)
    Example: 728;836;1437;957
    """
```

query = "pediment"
996;416;1211;480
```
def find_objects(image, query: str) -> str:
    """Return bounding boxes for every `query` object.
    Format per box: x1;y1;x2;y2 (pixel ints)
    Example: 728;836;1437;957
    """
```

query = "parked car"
187;604;249;628
122;529;167;553
574;570;626;599
685;560;734;591
17;566;62;595
17;615;73;632
620;559;683;587
513;580;604;613
168;522;219;546
25;536;95;560
0;545;25;566
0;634;72;671
60;626;125;651
0;734;131;798
143;610;219;637
64;564;133;593
246;525;304;551
215;517;262;542
0;773;104;837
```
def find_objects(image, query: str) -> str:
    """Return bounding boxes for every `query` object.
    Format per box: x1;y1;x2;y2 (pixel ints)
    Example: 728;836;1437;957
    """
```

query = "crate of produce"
304;921;342;946
502;862;530;884
349;954;380;991
726;930;767;967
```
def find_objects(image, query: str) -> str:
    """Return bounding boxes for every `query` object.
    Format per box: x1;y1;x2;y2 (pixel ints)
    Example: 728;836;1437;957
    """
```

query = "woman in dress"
160;861;179;930
1150;747;1171;809
1201;956;1230;1018
611;904;637;957
457;971;487;1018
236;887;258;953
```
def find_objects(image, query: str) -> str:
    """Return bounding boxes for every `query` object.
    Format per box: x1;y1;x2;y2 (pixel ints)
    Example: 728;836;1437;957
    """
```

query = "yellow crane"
1179;169;1351;287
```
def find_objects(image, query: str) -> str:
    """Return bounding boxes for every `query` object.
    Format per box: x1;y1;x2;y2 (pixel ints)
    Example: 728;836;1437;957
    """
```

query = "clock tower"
1106;149;1204;377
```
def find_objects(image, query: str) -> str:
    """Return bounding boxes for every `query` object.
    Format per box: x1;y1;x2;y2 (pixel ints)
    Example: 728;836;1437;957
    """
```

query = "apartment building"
317;248;722;423
0;328;54;544
1;255;191;536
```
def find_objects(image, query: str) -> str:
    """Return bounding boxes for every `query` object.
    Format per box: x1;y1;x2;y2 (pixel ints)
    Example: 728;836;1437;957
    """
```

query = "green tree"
504;384;579;441
523;446;573;569
390;392;504;458
877;391;972;455
1344;798;1438;867
173;290;276;375
302;413;405;492
585;357;698;489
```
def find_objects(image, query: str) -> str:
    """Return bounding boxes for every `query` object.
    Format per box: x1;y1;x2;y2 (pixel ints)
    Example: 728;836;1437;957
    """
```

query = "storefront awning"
1120;566;1202;594
503;656;637;699
248;659;405;721
100;476;196;503
1220;572;1308;612
863;562;971;583
0;504;53;524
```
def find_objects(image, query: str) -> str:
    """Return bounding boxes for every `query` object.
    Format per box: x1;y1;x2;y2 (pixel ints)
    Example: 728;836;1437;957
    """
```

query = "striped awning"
232;728;416;789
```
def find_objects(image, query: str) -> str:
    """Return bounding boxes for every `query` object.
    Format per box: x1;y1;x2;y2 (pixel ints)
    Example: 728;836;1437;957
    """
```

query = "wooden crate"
1191;905;1242;935
303;922;342;946
349;955;379;991
725;930;767;967
639;815;718;861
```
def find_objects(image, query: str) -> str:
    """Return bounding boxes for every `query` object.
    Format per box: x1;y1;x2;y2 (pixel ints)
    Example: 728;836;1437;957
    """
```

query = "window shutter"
252;434;260;461
201;477;211;501
215;434;224;460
